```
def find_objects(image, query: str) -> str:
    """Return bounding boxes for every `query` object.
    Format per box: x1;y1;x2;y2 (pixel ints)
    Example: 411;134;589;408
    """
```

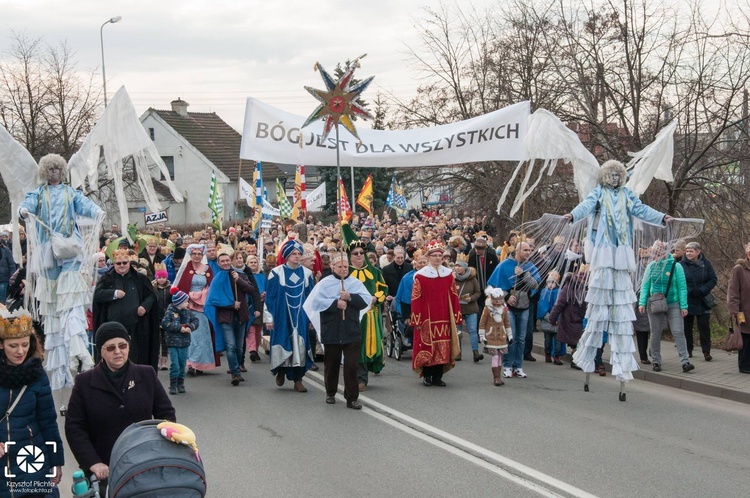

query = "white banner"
305;182;326;211
240;98;529;167
145;210;168;225
262;199;280;217
239;177;253;205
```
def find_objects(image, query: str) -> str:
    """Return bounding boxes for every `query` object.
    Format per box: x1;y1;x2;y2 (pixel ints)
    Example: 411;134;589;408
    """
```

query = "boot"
553;356;563;365
177;377;186;394
168;378;177;395
545;353;552;363
473;350;484;362
159;355;169;371
491;367;504;386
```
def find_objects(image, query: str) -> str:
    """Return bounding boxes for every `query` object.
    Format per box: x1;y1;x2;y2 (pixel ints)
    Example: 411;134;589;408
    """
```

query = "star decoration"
302;55;375;142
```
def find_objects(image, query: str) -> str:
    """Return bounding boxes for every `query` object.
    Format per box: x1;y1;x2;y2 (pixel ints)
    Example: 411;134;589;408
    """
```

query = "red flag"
338;178;352;222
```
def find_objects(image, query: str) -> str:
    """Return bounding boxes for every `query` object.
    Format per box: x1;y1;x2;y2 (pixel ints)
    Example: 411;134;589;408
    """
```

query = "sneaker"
347;400;363;410
325;396;336;404
513;368;528;378
310;363;320;372
502;367;513;378
231;375;241;386
652;363;662;372
682;362;695;373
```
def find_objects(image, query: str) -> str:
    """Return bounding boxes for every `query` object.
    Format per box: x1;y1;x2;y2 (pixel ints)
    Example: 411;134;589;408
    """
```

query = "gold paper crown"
0;309;34;340
456;253;470;263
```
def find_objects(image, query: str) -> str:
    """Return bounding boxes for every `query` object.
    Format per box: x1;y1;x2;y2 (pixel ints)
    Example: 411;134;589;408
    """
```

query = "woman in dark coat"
727;242;750;373
0;314;63;498
679;242;717;361
65;322;175;495
548;270;588;368
93;249;159;370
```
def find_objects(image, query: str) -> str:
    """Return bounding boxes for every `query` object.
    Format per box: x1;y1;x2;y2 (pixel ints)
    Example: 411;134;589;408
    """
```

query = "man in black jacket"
468;235;499;317
93;250;159;370
304;253;372;410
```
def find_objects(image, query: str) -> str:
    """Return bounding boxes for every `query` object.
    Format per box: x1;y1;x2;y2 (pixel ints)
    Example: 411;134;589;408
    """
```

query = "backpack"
108;420;206;498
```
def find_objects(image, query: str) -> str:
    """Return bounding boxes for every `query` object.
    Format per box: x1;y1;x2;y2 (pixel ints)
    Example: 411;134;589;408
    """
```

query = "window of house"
161;156;175;180
149;128;155;140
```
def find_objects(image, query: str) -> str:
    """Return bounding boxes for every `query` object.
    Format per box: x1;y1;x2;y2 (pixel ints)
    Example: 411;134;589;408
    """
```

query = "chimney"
171;98;189;117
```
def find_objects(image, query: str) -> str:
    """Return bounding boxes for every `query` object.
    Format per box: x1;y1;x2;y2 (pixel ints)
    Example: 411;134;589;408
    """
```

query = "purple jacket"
547;277;587;346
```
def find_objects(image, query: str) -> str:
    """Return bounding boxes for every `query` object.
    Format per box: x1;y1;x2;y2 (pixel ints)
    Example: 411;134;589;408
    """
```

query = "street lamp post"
100;16;122;107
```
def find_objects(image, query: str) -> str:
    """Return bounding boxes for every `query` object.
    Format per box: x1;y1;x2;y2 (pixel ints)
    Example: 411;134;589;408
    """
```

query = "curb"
531;344;750;405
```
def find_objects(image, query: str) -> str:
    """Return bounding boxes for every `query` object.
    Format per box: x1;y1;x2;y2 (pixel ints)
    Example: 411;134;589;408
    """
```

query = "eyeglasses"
113;261;130;266
351;251;365;256
104;342;129;352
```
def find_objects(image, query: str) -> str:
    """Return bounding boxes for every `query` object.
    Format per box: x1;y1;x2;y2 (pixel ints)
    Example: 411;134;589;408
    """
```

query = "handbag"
702;293;717;309
724;319;744;352
50;231;83;260
647;261;676;315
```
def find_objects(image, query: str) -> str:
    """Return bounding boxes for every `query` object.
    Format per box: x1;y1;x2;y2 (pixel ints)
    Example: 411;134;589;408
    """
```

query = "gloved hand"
19;207;29;219
479;331;486;344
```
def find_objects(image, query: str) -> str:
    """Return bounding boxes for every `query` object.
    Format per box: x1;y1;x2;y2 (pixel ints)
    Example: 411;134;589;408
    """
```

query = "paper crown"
423;239;445;255
0;309;34;340
456;253;469;263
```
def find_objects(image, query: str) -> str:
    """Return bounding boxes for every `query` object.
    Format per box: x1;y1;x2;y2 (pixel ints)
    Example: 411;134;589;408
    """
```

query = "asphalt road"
56;347;749;497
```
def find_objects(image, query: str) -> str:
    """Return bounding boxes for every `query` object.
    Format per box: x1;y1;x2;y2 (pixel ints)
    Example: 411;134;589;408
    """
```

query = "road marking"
307;371;599;498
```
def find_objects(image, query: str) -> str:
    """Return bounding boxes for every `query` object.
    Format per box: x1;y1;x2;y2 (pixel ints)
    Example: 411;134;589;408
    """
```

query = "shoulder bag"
724;318;744;351
647;261;676;315
702;293;717;309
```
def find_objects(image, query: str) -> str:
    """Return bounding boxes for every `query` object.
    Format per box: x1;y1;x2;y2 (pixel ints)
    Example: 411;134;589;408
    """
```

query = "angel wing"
68;86;184;241
626;120;676;196
0;125;39;263
497;109;600;217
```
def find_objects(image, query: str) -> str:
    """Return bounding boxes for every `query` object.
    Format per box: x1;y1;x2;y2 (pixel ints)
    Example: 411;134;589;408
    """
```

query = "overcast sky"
0;0;482;130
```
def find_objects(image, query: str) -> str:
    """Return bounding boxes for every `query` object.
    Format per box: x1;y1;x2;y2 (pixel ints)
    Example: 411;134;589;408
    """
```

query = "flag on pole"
291;164;307;222
338;177;352;222
395;180;407;213
385;176;397;210
276;178;292;219
239;177;253;206
208;171;223;230
305;182;326;211
249;162;263;230
356;173;374;216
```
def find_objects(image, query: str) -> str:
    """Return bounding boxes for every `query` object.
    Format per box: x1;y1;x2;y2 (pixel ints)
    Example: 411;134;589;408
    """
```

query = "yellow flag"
356;173;374;216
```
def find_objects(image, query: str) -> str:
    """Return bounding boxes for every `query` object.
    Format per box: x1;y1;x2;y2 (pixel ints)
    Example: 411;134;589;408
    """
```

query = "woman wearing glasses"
65;321;175;495
93;249;160;369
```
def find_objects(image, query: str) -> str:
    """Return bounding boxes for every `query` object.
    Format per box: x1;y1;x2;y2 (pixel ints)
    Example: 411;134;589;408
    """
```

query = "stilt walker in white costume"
563;160;670;401
19;154;104;399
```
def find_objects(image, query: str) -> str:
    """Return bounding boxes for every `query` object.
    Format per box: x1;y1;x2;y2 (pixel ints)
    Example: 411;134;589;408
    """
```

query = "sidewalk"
530;332;750;404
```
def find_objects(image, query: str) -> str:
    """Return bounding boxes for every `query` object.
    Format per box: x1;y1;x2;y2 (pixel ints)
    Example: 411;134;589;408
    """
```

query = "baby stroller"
384;301;413;361
108;420;206;497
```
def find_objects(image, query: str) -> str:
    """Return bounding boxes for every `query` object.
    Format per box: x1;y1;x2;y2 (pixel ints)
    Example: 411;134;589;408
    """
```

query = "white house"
138;98;285;228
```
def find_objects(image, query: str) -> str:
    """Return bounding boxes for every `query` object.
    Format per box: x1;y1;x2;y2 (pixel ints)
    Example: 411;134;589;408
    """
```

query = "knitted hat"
95;322;131;351
170;286;189;307
154;263;168;279
173;247;186;260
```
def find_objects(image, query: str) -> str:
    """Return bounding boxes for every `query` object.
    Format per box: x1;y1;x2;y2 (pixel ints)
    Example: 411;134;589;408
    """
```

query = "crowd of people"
2;156;750;496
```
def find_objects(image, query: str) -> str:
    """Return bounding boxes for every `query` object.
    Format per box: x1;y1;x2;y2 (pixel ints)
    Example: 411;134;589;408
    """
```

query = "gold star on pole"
302;55;374;142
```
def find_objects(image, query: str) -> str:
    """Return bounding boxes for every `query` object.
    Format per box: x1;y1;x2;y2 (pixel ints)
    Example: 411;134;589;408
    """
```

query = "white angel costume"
20;155;104;390
569;160;665;381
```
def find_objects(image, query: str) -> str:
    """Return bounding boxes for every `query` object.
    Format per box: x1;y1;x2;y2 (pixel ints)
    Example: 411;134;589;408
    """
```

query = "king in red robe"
411;240;462;386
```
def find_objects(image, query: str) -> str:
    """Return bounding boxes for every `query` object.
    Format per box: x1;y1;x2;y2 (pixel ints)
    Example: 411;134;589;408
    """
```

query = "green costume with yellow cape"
342;223;387;373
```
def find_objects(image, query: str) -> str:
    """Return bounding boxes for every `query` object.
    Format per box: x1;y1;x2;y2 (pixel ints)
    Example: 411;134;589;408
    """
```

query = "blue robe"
393;269;415;317
266;263;315;378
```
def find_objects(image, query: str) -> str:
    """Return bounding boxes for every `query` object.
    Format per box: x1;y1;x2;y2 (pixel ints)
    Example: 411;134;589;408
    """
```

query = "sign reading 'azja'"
145;210;168;225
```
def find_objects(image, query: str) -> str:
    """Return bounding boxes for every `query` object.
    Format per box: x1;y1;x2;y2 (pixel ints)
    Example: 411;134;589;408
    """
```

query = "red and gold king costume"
411;242;462;377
